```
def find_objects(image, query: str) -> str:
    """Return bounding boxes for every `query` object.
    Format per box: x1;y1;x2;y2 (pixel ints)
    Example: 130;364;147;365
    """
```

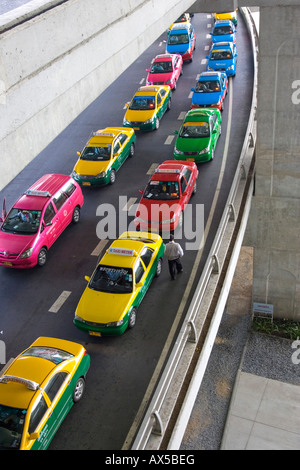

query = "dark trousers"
168;258;183;280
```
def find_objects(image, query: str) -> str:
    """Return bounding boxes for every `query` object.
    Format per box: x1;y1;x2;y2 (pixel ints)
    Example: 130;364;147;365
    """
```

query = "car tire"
72;206;80;223
155;117;159;130
211;148;215;161
109;169;116;184
192;181;197;195
128;308;137;329
167;98;171;111
155;258;162;277
73;377;85;403
129;143;135;157
37;248;47;267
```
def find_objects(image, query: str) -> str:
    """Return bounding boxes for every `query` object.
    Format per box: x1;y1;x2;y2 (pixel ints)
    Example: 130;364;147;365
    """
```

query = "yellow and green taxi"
74;231;165;336
0;337;90;450
71;127;136;187
123;85;172;131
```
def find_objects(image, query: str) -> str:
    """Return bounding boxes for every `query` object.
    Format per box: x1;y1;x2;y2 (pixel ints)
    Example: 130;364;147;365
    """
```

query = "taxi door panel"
41;202;62;249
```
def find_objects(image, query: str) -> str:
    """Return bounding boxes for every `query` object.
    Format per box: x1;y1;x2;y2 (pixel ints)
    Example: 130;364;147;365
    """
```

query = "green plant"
252;317;300;340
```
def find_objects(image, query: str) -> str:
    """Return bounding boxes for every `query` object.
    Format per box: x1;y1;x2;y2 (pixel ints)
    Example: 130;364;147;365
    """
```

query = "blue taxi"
206;41;237;76
166;23;196;62
210;20;236;43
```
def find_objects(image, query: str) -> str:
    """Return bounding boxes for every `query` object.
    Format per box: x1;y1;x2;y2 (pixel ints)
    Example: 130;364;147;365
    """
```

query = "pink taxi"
146;53;183;90
0;174;84;268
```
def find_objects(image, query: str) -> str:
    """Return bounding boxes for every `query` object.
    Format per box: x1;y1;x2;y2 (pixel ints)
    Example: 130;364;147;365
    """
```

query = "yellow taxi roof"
0;356;55;409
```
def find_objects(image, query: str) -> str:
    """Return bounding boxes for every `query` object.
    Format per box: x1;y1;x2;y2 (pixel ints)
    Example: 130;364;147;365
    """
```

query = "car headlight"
106;319;124;327
96;171;107;179
228;65;235;70
211;101;221;107
20;248;33;259
144;117;155;124
146;79;152;85
165;79;172;84
123;118;131;125
71;170;79;179
174;147;184;155
199;146;209;155
74;314;84;323
207;66;213;71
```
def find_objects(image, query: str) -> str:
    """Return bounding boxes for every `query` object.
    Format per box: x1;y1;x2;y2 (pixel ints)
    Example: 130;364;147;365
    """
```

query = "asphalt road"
0;11;254;450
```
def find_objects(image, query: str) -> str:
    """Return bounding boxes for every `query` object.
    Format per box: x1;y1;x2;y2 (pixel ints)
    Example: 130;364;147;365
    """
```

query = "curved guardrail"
131;7;259;450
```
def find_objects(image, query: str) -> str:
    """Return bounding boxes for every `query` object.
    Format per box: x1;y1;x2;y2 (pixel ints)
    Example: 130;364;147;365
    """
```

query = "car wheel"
109;169;116;184
37;248;47;267
128;308;137;329
73;377;85;403
167;98;171;110
192;181;197;195
129;142;135;157
155;258;162;277
211;148;215;161
72;206;80;223
155;117;159;130
173;81;176;91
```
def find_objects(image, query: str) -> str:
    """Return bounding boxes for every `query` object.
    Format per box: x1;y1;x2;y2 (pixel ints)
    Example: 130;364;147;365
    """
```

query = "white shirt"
165;240;184;261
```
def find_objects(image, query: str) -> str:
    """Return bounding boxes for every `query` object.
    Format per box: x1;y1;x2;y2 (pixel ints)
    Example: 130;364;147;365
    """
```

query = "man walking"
164;234;184;280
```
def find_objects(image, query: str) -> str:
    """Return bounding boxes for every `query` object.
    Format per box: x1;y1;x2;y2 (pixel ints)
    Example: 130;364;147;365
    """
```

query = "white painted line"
205;45;209;50
206;34;211;39
49;291;71;313
178;111;186;120
122;197;137;211
201;58;207;65
207;23;211;28
91;239;109;257
164;135;175;145
147;163;159;175
159;41;163;47
188;91;193;99
207;14;212;18
196;73;200;80
139;77;145;85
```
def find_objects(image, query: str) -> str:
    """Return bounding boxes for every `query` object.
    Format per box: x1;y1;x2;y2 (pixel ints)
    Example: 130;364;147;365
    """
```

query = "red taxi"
146;54;183;90
134;160;198;234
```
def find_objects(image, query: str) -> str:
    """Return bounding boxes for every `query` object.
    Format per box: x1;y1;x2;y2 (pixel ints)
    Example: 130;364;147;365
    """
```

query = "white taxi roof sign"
25;189;51;197
108;247;135;256
155;168;181;174
0;374;39;391
93;132;115;137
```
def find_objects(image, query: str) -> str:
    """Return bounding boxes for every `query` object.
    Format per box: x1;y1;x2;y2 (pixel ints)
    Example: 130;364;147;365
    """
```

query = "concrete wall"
244;5;300;320
0;0;194;191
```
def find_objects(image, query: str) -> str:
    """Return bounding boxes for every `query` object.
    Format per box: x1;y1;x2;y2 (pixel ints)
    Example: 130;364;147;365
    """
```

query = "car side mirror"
29;432;40;440
85;276;90;282
136;281;143;288
0;217;2;224
191;87;195;92
146;68;150;72
139;189;143;195
125;102;129;108
77;151;81;156
174;130;178;135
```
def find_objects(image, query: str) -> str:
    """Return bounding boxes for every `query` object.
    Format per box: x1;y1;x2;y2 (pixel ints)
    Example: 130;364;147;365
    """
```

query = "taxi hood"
74;159;109;176
0;230;36;254
125;108;155;122
192;91;221;106
136;198;181;222
77;288;134;324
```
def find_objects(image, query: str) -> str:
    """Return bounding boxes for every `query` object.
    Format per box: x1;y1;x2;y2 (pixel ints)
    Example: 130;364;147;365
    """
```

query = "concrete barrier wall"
0;0;194;191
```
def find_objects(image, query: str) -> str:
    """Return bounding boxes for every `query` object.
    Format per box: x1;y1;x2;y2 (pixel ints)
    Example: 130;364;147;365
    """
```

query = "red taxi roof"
151;160;195;181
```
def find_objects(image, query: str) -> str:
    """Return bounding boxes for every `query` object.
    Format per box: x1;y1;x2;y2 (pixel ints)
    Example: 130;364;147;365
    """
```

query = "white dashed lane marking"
49;291;71;313
91;239;109;257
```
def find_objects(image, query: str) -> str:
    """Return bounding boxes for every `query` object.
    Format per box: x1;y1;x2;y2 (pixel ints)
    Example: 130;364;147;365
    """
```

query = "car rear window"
21;347;73;364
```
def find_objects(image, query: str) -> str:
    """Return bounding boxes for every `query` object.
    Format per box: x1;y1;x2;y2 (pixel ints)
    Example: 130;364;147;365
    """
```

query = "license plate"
133;127;140;130
187;158;195;162
2;261;12;266
83;182;91;186
89;331;101;337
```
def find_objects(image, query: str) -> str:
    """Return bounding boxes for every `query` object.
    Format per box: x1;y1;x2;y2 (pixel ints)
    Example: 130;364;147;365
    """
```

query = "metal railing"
131;7;258;450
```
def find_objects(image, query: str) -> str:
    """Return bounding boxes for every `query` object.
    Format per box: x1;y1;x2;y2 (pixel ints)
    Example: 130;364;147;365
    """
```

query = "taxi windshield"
150;62;173;73
211;49;232;60
0;404;26;449
89;265;133;293
213;25;233;35
168;33;189;45
195;80;221;93
2;208;41;235
179;122;210;138
144;180;180;200
81;145;111;161
21;347;74;364
130;96;155;110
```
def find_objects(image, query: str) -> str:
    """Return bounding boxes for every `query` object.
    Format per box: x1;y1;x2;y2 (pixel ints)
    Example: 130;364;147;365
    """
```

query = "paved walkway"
221;369;300;450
